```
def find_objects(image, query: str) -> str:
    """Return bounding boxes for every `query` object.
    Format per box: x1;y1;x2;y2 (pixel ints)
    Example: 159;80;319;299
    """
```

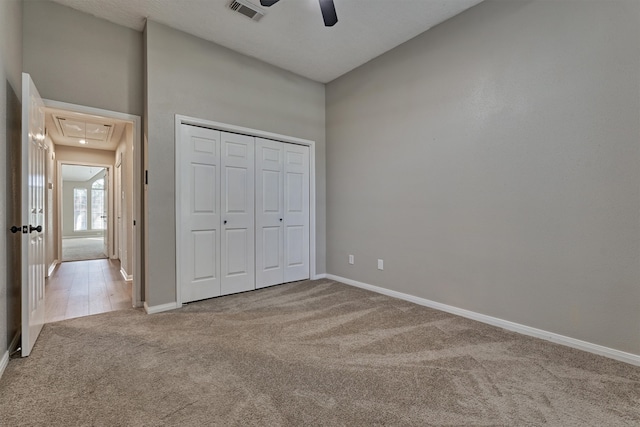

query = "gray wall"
326;0;640;355
22;0;143;117
145;22;326;306
0;0;23;359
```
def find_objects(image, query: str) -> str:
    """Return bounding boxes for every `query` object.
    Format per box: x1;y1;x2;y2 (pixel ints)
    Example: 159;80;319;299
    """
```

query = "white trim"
1;331;19;379
144;301;181;314
175;118;183;306
326;274;640;367
176;116;315;146
174;115;317;306
47;260;58;277
313;273;327;280
120;267;133;282
0;351;8;380
44;99;143;308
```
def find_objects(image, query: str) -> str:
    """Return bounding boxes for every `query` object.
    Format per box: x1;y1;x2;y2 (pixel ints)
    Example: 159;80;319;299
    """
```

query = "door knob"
29;225;42;233
10;226;21;234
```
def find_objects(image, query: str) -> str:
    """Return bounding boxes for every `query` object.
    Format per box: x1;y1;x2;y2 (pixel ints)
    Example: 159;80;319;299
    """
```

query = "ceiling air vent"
229;0;265;21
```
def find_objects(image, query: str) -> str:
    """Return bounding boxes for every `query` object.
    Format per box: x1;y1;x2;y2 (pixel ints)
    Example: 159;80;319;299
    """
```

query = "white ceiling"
49;0;484;83
45;107;127;151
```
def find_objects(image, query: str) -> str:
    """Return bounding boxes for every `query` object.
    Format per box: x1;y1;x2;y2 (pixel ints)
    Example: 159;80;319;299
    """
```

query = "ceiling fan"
260;0;338;27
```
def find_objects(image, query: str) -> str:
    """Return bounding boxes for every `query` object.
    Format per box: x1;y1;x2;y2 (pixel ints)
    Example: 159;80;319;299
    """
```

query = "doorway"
17;74;144;354
41;100;142;321
60;164;108;262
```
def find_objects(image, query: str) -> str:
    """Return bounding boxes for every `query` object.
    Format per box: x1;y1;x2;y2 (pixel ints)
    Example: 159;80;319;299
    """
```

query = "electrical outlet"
377;259;384;270
348;254;354;265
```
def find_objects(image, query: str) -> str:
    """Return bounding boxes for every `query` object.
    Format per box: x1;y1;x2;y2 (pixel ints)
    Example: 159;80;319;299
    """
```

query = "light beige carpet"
62;237;107;261
1;279;639;426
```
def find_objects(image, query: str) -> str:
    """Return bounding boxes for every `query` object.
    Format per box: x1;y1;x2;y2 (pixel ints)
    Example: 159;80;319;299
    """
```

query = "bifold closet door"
283;143;310;282
255;139;285;288
256;139;310;288
220;132;255;295
179;125;221;302
180;125;307;301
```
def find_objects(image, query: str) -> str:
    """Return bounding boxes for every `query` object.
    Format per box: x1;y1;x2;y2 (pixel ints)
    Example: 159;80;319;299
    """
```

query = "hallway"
45;259;132;323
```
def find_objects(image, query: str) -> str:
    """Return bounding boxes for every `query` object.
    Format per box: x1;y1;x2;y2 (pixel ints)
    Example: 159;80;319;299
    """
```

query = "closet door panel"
221;132;255;295
262;227;281;268
225;228;249;274
255;138;284;288
180;125;221;303
286;226;304;265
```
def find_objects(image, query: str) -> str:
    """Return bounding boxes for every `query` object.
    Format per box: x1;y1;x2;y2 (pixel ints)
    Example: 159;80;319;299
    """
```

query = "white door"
102;170;109;256
284;144;310;283
116;160;122;260
256;140;310;286
221;132;255;295
117;154;128;270
255;138;284;289
179;125;221;302
21;73;46;357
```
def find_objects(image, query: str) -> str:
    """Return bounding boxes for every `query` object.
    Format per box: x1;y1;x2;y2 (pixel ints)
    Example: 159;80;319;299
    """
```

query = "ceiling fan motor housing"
259;0;338;27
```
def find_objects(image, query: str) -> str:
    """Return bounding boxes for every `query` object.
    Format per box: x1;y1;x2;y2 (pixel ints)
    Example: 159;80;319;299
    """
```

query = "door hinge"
145;170;148;185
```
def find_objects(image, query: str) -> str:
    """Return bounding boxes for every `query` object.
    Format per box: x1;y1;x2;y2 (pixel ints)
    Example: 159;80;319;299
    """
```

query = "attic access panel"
55;116;114;143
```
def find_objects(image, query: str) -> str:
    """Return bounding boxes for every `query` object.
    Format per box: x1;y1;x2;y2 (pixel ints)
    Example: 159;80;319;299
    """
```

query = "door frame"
44;99;143;308
174;114;318;307
57;161;112;259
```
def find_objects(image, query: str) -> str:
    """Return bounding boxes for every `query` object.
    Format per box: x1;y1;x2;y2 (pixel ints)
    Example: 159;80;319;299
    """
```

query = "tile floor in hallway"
45;258;132;323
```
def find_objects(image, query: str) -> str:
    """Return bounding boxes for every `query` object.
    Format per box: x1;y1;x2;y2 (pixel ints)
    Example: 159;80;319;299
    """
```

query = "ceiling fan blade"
260;0;280;6
319;0;338;26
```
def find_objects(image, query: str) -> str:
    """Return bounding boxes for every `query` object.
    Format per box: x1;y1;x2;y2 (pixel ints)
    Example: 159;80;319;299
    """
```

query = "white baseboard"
326;274;640;367
47;260;58;277
144;301;181;314
0;350;9;380
1;331;22;379
312;273;327;280
120;267;133;282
